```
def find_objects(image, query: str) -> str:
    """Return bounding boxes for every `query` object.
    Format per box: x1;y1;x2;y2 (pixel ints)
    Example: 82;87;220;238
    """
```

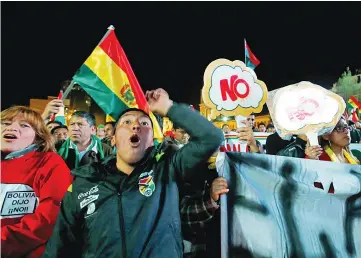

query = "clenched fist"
42;99;64;121
145;88;173;117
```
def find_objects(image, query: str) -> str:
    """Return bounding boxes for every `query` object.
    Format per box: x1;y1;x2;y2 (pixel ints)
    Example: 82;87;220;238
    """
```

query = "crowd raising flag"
72;25;163;140
347;96;361;122
244;39;260;70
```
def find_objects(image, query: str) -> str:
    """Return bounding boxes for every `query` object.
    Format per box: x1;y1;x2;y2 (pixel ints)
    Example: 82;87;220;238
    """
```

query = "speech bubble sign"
266;81;346;141
202;59;268;118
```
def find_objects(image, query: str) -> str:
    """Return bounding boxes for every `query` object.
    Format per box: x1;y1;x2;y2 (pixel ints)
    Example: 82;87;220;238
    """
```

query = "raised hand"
41;99;64;121
145;88;173;117
237;126;259;153
305;141;323;160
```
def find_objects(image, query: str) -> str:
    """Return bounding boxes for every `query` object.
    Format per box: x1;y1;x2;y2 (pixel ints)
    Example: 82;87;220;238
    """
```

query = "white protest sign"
202;59;268;119
0;183;38;219
266;81;346;145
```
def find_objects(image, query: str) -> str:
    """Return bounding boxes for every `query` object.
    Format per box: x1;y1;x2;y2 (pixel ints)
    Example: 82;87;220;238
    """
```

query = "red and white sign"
202;59;268;118
266;81;346;144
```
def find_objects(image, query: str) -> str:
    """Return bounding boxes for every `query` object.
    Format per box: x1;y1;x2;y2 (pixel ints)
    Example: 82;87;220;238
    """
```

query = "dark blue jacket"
42;104;224;258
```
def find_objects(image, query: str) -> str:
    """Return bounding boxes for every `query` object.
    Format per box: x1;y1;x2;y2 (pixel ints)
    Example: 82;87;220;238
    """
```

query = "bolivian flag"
347;96;361;122
73;26;163;140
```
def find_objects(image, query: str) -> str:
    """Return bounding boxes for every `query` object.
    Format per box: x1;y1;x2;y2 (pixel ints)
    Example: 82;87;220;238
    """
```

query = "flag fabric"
347;96;361;122
348;96;361;110
244;39;260;70
217;152;361;258
73;26;163;140
106;114;115;122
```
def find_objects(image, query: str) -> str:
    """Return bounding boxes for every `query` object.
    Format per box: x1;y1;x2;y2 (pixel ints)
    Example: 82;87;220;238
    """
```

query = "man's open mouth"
129;134;140;146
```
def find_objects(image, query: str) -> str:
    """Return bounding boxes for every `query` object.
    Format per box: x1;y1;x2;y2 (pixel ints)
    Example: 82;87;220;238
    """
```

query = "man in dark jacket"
349;121;361;143
277;134;307;158
55;111;113;169
266;132;294;155
42;88;223;258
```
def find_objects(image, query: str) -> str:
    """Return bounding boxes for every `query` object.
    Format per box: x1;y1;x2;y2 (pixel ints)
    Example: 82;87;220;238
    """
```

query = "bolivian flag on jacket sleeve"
73;26;163;140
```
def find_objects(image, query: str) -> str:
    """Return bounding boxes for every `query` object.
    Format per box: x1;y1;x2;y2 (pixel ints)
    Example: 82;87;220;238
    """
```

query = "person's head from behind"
321;116;351;149
96;124;105;139
222;124;230;134
266;124;276;133
172;123;188;144
69;111;96;145
112;108;154;165
1;106;54;154
104;122;116;138
258;122;266;132
46;120;62;131
51;125;69;142
246;114;256;128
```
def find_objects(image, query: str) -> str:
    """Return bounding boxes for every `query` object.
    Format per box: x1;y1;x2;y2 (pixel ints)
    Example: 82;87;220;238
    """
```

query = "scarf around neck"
57;135;105;168
3;144;38;160
324;145;359;165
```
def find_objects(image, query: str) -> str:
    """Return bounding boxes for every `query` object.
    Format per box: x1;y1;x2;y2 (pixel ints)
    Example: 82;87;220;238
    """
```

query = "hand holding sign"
202;59;268;118
266;81;346;145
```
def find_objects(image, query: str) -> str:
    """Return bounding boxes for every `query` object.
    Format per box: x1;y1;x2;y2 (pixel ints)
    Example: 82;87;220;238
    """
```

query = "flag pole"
62;25;115;100
244;39;246;64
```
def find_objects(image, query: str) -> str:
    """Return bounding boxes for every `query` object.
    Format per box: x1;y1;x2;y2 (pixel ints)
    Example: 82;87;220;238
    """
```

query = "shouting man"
43;88;223;258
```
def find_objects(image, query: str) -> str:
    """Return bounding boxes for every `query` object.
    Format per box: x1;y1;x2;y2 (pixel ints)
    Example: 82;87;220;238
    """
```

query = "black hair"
50;125;68;135
266;124;275;129
259;122;266;127
46;120;62;127
115;108;153;131
222;124;229;129
105;121;116;127
71;111;96;127
172;123;184;131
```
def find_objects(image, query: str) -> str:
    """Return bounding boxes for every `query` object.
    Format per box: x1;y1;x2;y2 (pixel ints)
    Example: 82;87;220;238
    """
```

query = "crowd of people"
1;87;360;258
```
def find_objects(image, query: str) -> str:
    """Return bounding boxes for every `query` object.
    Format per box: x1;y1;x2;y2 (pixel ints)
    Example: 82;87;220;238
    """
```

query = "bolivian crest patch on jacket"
138;170;155;197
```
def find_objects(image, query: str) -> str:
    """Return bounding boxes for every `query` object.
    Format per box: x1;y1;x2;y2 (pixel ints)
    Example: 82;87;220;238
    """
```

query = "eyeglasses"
334;125;352;133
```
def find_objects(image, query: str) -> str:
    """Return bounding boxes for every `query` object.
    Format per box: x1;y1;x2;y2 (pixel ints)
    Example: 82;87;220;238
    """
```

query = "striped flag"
347;96;361;122
244;39;260;70
73;26;163;140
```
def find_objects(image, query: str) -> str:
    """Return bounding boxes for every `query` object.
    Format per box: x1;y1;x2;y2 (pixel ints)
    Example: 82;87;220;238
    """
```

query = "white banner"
217;152;361;258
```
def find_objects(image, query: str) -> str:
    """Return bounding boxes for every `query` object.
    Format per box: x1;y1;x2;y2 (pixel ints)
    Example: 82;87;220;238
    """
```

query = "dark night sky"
1;2;361;111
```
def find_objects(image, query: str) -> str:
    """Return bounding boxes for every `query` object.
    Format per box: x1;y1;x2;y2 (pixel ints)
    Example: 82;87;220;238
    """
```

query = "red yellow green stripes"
73;64;129;119
348;96;361;109
99;30;149;113
73;28;163;139
82;46;137;108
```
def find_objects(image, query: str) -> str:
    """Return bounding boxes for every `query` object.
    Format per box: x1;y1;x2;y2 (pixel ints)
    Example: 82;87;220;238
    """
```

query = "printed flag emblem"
138;170;155;197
